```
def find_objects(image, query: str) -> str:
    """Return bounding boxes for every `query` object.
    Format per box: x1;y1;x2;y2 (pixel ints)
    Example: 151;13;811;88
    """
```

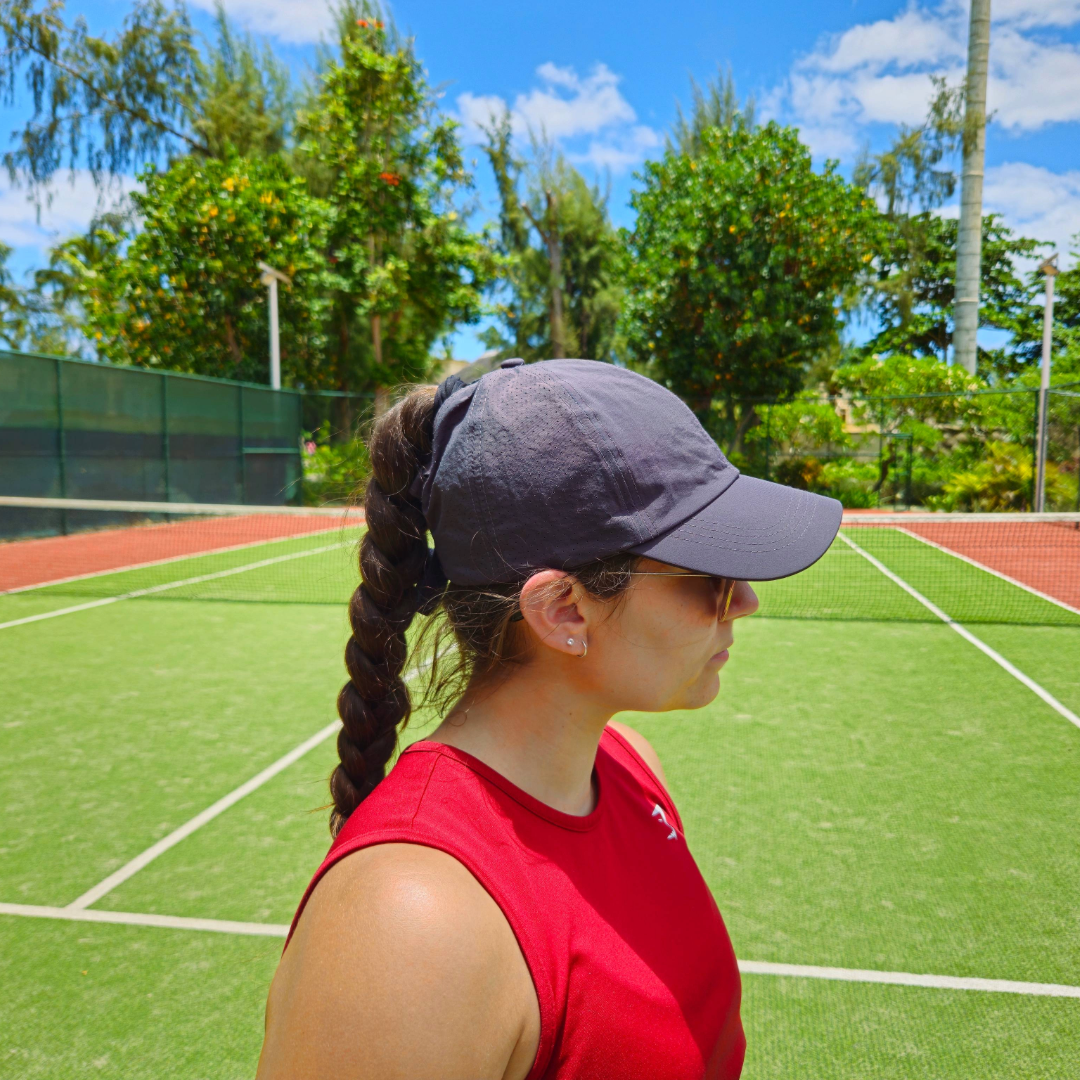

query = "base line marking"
66;658;437;911
2;902;1077;998
0;541;348;631
837;532;1080;731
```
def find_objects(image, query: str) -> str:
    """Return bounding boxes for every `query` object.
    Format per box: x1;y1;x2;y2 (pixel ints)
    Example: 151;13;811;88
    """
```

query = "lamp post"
258;261;292;390
1035;255;1058;513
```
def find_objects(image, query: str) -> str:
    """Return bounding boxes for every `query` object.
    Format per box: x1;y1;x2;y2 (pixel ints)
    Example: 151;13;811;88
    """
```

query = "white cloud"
456;63;656;173
981;162;1080;264
0;173;136;256
769;4;1080;272
778;0;1080;141
992;0;1080;29
189;0;333;45
570;126;662;171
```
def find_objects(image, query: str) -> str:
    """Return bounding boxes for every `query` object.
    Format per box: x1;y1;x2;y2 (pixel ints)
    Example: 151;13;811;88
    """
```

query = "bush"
923;441;1065;511
301;422;370;505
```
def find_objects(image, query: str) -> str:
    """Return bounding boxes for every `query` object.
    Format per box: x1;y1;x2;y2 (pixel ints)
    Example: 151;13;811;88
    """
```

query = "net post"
905;434;913;509
161;372;171;503
238;385;246;504
764;403;771;482
1031;389;1040;511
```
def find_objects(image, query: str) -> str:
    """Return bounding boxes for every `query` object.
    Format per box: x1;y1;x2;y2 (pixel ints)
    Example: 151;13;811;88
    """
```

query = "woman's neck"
431;661;611;817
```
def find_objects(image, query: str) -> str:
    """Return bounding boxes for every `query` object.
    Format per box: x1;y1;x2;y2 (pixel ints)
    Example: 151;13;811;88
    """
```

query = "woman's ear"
519;570;589;658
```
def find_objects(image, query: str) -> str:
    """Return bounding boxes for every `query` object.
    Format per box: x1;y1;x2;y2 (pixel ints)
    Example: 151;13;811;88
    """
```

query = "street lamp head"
257;261;292;286
1038;254;1059;277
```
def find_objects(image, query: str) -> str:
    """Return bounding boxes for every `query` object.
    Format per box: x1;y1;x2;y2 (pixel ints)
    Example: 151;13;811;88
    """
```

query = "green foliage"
622;122;881;445
300;421;370;505
1005;243;1080;382
296;2;491;390
927;441;1069;512
853;77;964;217
667;66;756;158
858;213;1045;376
744;394;851;453
0;242;29;346
0;0;207;188
57;154;331;383
481;116;622;362
191;4;292;159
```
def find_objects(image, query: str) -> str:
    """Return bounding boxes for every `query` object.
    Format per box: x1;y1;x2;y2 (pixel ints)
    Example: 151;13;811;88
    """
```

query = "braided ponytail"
329;387;436;837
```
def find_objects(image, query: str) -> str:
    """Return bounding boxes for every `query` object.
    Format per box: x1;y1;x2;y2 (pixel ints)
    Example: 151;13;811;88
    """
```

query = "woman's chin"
678;671;722;711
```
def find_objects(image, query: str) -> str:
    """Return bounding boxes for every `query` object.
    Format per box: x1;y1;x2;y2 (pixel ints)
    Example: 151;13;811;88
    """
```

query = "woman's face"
584;558;759;715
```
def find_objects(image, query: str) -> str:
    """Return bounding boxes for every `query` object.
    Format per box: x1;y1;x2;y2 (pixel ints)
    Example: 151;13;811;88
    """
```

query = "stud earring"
567;637;574;646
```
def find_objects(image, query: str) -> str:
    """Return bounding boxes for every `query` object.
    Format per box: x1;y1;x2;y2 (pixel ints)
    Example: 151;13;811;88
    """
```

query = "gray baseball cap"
417;358;841;587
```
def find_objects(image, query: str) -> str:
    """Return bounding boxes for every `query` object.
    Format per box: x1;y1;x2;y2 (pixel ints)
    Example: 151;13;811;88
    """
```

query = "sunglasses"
509;573;737;622
628;572;737;620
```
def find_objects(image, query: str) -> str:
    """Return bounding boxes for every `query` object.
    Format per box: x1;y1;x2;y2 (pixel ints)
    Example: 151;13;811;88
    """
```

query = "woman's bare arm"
257;843;540;1080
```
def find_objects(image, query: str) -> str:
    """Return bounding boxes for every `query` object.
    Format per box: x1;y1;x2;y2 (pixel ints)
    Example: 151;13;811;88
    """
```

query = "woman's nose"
727;580;759;621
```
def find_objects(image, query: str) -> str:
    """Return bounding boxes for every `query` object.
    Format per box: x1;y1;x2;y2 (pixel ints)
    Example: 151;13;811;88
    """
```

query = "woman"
257;359;841;1080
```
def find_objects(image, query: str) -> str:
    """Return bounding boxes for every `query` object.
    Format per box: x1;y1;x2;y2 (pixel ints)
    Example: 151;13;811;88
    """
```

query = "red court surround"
0;512;364;593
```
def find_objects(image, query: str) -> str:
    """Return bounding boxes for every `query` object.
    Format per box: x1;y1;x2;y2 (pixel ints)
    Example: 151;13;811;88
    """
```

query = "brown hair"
328;385;635;836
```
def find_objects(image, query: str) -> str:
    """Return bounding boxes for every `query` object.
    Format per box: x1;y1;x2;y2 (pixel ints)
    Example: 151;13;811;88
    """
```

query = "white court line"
66;720;343;910
737;960;1080;998
1;524;357;597
0;541;348;631
66;657;437;911
837;532;1080;731
2;902;1078;998
0;902;289;938
893;526;1080;618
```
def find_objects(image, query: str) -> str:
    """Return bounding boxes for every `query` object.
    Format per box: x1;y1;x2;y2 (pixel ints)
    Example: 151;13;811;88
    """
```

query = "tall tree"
53;154;332;384
851;77;1046;380
0;0;294;194
853;77;964;218
0;243;29;346
622;122;880;450
667;66;755;158
482;115;622;363
0;0;206;190
857;213;1044;379
298;2;491;400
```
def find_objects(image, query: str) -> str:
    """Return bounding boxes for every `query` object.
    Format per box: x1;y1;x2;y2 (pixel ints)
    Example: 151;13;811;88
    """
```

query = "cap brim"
628;474;842;582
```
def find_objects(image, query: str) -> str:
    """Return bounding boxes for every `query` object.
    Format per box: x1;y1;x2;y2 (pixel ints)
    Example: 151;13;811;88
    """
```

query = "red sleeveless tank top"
288;727;745;1079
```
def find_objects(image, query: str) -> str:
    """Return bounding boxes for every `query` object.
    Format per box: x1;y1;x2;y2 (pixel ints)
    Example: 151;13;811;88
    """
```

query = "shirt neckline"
403;739;607;833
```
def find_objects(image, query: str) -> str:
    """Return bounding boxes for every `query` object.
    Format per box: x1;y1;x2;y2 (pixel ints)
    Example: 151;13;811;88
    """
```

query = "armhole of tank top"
286;828;558;1080
601;725;683;832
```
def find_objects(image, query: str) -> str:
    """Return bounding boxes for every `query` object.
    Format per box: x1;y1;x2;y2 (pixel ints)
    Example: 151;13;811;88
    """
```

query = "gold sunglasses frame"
627;572;737;620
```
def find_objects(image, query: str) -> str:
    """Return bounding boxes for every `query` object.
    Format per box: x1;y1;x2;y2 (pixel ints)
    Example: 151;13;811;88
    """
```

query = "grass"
2;526;1079;1077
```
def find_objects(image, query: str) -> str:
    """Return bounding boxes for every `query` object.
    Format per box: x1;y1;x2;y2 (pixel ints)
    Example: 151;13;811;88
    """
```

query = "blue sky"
3;0;1080;358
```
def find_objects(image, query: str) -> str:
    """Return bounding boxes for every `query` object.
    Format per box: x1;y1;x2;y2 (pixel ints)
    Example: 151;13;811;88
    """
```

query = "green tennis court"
2;516;1079;1078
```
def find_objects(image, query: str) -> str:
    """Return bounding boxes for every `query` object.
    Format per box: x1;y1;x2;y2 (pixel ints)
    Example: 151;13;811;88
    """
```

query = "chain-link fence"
737;383;1080;511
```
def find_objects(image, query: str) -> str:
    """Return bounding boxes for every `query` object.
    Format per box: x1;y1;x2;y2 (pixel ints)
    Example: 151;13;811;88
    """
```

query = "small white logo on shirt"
652;803;677;840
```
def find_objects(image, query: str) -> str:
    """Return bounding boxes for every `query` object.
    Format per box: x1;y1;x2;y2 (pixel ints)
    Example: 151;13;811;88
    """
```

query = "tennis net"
1;498;1078;625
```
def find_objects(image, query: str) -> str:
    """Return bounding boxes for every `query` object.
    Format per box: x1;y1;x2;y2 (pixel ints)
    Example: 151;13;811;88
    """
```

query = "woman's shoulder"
260;843;540;1080
603;720;672;797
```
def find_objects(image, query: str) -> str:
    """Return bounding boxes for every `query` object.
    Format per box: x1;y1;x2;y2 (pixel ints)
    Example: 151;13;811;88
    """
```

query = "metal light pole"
258;261;292;390
1035;255;1058;512
953;0;992;375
